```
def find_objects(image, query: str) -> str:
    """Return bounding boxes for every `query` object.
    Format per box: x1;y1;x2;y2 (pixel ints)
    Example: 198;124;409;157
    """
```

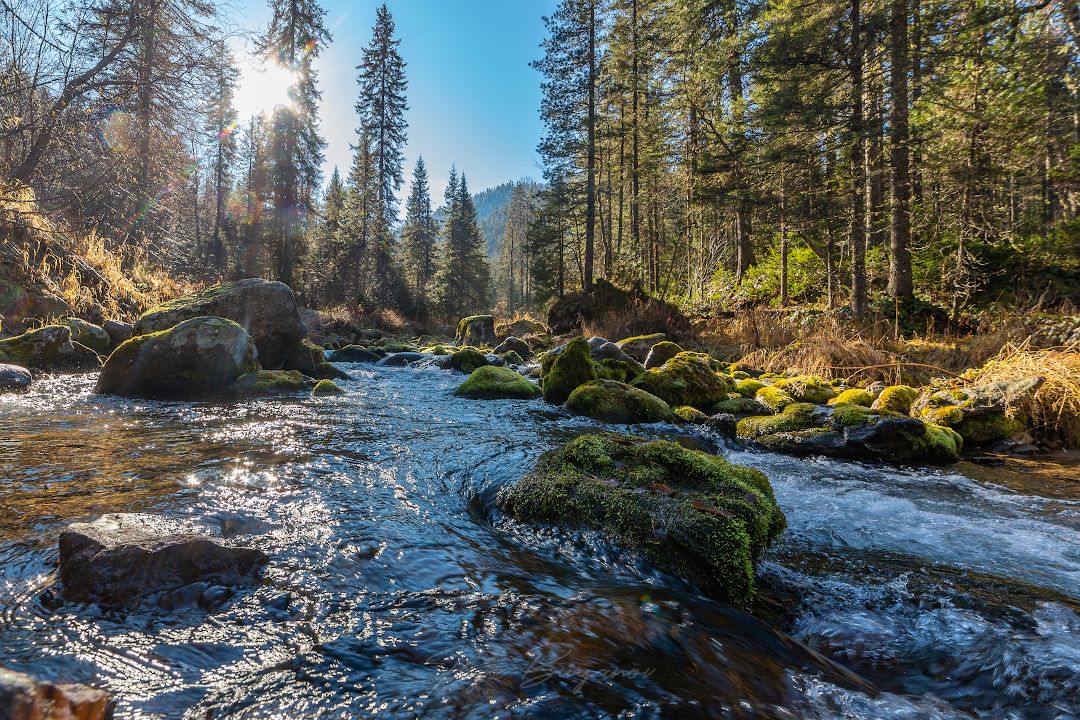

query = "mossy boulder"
773;375;837;404
455;366;541;400
828;388;877;407
496;433;787;606
313;362;349;380
500;350;525;366
734;378;766;399
644;341;683;369
913;424;965;463
0;324;100;371
614;333;666;363
134;278;305;368
456;315;496;347
673;405;708;423
96;317;258;399
911;379;1040;446
566;379;671;424
594;357;645;384
227;370;314;399
59;317;111;354
540;337;597;404
711;396;772;417
282;338;325;374
755;385;797;413
871;385;918;414
953;413;1024;445
448;347;491;374
737;403;820;440
493;336;530;359
312;379;345;396
327;345;381;363
630;351;731;411
420;344;450;355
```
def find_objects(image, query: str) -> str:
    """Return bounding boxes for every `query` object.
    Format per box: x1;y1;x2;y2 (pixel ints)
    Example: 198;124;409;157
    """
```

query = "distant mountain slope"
436;180;542;257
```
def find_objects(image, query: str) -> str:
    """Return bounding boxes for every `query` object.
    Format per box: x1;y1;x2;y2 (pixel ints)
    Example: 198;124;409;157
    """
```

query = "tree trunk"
888;0;913;297
584;0;596;288
849;0;868;320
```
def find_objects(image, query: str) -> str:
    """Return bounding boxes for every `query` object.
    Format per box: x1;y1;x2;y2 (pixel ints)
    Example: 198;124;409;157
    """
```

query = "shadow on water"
0;367;1077;718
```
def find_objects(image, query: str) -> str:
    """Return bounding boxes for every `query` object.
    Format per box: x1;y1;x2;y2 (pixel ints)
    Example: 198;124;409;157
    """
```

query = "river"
1;363;1077;718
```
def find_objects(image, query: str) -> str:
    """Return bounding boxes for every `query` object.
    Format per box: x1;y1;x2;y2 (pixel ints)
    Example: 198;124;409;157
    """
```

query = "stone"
133;279;305;368
328;345;381;363
828;388;877;407
59;317;111;355
614;333;666;363
312;379;345;396
495;317;547;339
0;667;113;720
448;348;490;374
644;341;683;369
0;325;100;371
772;375;837;404
281;338;325;374
377;352;427;367
871;385;918;414
58;513;267;607
102;319;134;347
312;362;349;380
493;336;531;359
497;433;786;606
0;363;32;393
455;315;496;347
454;366;542;400
540;337;597;404
630;351;731;411
911;377;1042;446
0;281;72;334
565;379;672;424
96;317;257;399
227;370;315;399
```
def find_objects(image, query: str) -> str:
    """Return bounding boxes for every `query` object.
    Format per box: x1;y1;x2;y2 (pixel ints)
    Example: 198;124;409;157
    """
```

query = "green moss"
312;379;345;396
541;337;597;404
734;378;766;398
920;405;965;426
774;375;837;404
374;339;420;353
456;315;494;345
673;405;709;424
711;396;772;416
755;385;797;412
500;351;524;366
229;370;314;398
953;412;1023;445
828;388;876;407
455;365;541;400
496;433;786;606
629;351;732;410
594;357;644;383
871;385;918;414
736;403;819;440
0;324;99;371
732;370;750;380
283;338;325;373
644;340;683;367
448;347;490;374
828;403;879;428
566;380;671;423
420;344;450;355
912;423;963;463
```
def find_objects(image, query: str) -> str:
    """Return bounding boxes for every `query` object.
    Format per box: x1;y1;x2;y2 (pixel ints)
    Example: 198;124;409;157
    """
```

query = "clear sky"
232;0;555;212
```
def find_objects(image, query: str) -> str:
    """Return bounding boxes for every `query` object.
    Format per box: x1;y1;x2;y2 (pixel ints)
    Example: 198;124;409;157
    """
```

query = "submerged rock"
58;513;267;607
227;370;315;399
377;352;426;367
630;351;731;411
497;433;786;606
565;379;671;424
0;667;113;720
96;317;258;399
447;347;490;374
454;365;541;400
0;363;31;393
0;324;100;371
312;379;345;396
134;279;305;368
328;345;381;363
455;315;496;347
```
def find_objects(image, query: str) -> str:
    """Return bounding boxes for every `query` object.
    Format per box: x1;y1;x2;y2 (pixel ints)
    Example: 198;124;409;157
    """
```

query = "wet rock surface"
0;667;113;720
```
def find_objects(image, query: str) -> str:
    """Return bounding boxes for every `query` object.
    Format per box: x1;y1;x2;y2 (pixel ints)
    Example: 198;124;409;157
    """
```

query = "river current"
1;362;1077;718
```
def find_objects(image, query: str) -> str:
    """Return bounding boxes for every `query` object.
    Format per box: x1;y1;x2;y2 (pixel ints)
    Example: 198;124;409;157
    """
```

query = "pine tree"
257;0;330;287
356;3;409;226
401;157;438;317
342;129;379;304
205;40;239;274
434;169;491;317
310;167;347;302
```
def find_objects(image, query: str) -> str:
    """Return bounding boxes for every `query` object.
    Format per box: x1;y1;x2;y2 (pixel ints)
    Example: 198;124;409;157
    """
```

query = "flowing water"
0;363;1077;719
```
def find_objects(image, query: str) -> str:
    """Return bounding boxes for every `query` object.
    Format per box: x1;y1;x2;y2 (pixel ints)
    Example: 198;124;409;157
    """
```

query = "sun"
234;60;297;119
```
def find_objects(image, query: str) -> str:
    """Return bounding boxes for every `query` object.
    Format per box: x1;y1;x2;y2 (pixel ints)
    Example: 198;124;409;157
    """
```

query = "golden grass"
956;341;1080;448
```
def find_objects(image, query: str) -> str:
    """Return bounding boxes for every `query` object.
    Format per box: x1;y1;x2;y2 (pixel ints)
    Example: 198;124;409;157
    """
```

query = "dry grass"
955;341;1080;448
581;296;692;343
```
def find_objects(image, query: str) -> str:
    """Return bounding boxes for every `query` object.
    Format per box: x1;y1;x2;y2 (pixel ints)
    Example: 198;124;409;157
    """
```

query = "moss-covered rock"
734;378;766;398
614;333;666;363
737;403;819;440
644;341;683;369
711;396;773;417
96;317;258;399
773;375;837;404
456;315;496;347
134;278;305;368
328;345;381;363
493;336;530;359
228;370;314;399
0;325;100;371
953;412;1023;445
540;337;597;404
828;388;877;407
455;365;541;400
281;338;325;374
755;385;797;413
499;350;525;366
311;378;345;396
496;433;786;605
673;405;709;423
594;357;644;384
313;362;349;380
566;380;671;424
420;344;450;355
448;347;491;374
912;424;964;463
59;317;111;354
630;351;731;410
871;385;918;414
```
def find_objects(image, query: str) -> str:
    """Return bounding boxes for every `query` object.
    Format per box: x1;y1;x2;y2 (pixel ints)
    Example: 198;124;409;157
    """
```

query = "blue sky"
232;0;555;210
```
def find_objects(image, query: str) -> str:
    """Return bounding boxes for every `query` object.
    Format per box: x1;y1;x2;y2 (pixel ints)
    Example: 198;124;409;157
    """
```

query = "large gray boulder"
0;667;112;720
133;279;305;368
455;315;495;347
59;317;111;355
0;325;100;371
95;316;258;399
58;513;267;607
0;364;31;393
102;319;133;347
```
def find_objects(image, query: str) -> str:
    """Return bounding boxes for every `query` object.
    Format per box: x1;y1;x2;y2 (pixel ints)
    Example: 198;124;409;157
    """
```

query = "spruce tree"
205;40;239;274
257;0;330;287
401;157;438;317
434;169;491;318
342;130;379;304
356;3;409;226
